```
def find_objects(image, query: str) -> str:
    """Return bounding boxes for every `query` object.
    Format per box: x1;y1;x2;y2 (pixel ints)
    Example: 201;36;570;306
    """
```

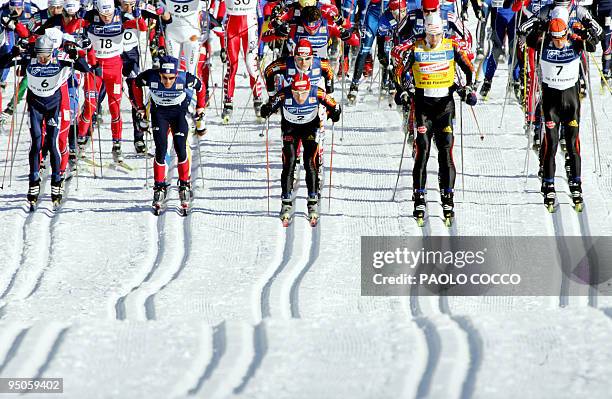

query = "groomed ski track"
0;48;612;398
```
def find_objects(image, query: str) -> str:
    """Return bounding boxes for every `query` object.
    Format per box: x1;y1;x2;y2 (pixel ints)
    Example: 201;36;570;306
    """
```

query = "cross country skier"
160;0;201;77
0;35;91;208
259;73;341;226
120;0;167;153
393;13;476;226
347;0;406;104
395;0;468;45
220;0;264;123
77;0;147;162
593;0;612;84
526;6;597;212
129;55;203;215
263;38;334;95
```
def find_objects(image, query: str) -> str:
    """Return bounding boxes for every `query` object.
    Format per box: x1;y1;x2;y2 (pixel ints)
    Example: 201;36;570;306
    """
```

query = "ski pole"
583;56;604;176
1;60;18;189
9;96;27;187
340;45;346;142
227;88;254;152
468;105;484;141
195;129;206;188
264;117;271;215
391;123;409;202
498;12;523;128
588;51;612;95
328;121;336;210
460;99;466;200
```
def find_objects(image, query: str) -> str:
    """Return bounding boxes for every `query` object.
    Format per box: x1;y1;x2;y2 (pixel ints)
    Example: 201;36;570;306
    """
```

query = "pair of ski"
152;189;193;217
279;162;320;228
544;196;583;214
414;210;454;228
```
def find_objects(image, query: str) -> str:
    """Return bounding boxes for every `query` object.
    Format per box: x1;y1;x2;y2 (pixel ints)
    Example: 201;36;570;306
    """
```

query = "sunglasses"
295;56;313;62
292;89;309;95
423;8;437;13
160;75;177;81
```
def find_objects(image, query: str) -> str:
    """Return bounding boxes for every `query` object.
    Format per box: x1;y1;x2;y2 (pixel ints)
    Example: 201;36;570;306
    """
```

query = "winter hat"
295;38;313;57
291;73;311;92
159;56;179;74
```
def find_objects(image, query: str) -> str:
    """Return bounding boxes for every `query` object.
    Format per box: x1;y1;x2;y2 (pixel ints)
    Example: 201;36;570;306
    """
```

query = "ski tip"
444;217;453;227
546;204;556;213
415;217;425;227
309;217;319;227
574;203;584;213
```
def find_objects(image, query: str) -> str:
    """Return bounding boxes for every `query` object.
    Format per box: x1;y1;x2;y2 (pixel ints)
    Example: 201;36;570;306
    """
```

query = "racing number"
124;31;133;41
556;65;563;76
41;79;49;88
174;4;189;12
101;38;113;49
233;0;250;5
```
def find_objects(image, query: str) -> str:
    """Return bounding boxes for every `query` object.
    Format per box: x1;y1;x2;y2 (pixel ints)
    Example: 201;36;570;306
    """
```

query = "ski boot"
112;140;124;163
541;181;556;212
413;189;426;227
178;179;193;216
479;79;492;100
512;81;523;104
194;112;207;136
27;179;41;211
363;54;373;78
69;149;78;170
347;83;358;105
221;101;233;124
254;97;264;122
134;139;147;154
568;179;583;212
564;152;572;180
77;135;89;154
441;190;454;227
279;197;294;227
152;182;169;215
307;195;319;227
51;178;65;209
560;137;567;153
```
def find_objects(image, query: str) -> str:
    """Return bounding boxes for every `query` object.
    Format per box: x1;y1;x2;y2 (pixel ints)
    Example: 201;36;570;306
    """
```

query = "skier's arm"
321;58;335;94
263;59;286;94
317;88;341;122
130;70;155;109
577;8;603;45
260;88;288;118
453;41;475;86
59;56;92;73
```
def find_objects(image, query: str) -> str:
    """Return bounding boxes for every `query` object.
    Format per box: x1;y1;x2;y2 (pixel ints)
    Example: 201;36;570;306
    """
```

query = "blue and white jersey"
291;20;330;59
137;69;201;107
284;57;324;88
540;40;581;90
522;0;552;18
163;0;200;17
26;57;72;98
282;85;320;124
377;9;399;39
87;8;124;58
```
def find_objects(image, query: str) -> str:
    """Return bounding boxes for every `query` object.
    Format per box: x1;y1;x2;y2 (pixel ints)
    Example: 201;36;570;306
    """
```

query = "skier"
263;38;334;95
0;35;90;208
161;0;200;77
77;0;147;162
526;7;597;211
395;0;468;45
347;0;407;104
220;0;264;123
259;73;342;226
393;13;476;225
129;55;202;215
593;0;612;84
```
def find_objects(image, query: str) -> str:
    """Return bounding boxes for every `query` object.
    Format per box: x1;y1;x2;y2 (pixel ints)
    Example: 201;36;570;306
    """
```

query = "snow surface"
1;34;612;399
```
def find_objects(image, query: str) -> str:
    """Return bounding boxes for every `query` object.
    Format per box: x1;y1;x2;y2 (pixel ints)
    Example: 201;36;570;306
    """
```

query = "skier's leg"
58;84;71;175
541;88;561;182
434;97;456;191
152;110;170;184
224;15;242;103
102;58;124;142
244;13;263;99
46;104;63;184
123;49;144;143
28;104;44;182
171;112;191;183
350;5;378;88
78;73;101;138
280;130;298;198
412;98;434;190
562;85;581;181
302;128;320;197
183;36;200;76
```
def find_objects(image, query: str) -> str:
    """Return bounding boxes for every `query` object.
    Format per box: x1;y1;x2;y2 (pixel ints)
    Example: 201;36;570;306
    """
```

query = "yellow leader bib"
412;39;455;89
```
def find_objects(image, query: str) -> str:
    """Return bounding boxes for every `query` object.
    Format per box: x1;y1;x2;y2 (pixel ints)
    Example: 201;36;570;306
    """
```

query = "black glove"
270;4;283;19
11;44;22;56
220;47;227;63
1;16;16;31
329;104;341;122
275;23;290;37
158;46;167;58
80;36;91;49
460;8;468;21
135;109;149;130
260;102;273;119
475;7;484;21
394;90;410;105
92;64;103;76
340;27;352;41
461;85;477;106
